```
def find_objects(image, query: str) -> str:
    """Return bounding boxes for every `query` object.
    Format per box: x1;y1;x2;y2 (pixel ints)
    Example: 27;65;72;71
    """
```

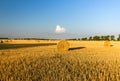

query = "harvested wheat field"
1;40;120;81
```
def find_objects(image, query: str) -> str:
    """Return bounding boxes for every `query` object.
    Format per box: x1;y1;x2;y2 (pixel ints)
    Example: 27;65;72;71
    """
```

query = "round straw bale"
57;40;70;51
104;41;110;46
0;40;3;43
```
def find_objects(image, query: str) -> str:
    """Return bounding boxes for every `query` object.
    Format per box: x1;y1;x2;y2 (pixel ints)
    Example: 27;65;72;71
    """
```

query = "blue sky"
0;0;120;39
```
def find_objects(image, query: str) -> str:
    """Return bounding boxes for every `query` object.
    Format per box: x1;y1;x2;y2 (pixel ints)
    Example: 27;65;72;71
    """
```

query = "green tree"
101;36;104;40
110;35;115;41
117;34;120;41
93;36;100;40
89;36;92;40
101;36;106;40
81;38;87;40
104;35;110;40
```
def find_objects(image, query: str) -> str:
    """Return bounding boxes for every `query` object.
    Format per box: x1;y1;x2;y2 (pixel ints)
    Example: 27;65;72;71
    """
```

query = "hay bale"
57;40;70;51
0;40;3;43
104;41;110;46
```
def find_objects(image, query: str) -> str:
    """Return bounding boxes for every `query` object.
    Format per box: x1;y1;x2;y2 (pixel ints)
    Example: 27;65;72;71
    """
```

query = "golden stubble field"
0;40;120;81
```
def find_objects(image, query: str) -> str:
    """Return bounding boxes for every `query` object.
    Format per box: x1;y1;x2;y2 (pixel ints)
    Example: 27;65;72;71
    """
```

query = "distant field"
1;40;120;81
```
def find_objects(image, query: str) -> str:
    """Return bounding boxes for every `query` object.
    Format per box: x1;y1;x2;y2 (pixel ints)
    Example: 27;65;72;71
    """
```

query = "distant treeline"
0;38;47;40
0;38;58;40
67;34;120;41
0;38;9;39
1;34;120;41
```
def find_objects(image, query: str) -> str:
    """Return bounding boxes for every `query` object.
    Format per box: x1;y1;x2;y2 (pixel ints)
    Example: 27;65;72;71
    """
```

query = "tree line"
68;34;120;41
81;35;115;41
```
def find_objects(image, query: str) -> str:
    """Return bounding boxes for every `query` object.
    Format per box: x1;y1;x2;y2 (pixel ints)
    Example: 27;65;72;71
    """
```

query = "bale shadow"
69;47;86;51
110;45;114;47
0;43;57;50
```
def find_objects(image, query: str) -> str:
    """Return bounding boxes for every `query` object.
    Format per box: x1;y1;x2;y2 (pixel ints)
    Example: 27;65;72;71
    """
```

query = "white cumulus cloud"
55;25;66;33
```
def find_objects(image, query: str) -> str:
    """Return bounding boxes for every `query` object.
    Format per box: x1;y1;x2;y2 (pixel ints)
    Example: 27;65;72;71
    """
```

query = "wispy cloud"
55;25;66;33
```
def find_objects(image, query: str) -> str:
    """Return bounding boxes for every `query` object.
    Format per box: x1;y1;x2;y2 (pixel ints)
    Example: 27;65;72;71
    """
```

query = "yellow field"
0;40;120;81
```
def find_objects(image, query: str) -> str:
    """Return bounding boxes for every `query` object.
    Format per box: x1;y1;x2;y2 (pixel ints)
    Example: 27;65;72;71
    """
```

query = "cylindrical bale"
57;40;70;51
0;40;3;43
104;41;110;46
